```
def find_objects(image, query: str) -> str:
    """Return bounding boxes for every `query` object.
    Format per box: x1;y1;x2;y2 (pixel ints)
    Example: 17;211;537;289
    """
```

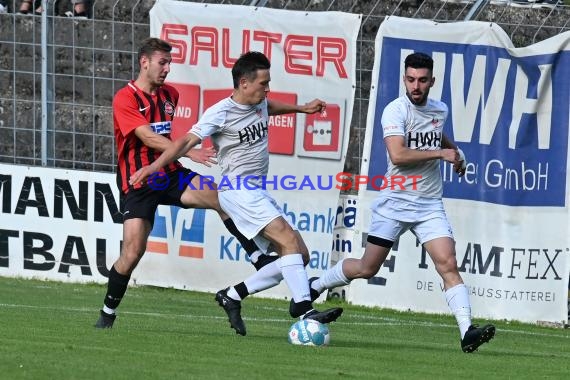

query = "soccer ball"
288;319;330;346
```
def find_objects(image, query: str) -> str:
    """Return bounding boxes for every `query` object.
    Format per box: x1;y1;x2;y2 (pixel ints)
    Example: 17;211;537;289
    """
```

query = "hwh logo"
407;131;442;149
238;121;268;145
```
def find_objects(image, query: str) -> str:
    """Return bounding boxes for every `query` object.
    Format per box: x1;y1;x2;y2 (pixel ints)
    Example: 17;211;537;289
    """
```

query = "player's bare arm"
129;133;202;185
441;134;457;150
268;98;326;116
384;135;459;166
133;125;217;167
134;124;176;151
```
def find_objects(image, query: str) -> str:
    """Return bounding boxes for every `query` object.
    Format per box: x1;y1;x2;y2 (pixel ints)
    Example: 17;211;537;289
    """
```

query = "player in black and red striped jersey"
95;37;274;329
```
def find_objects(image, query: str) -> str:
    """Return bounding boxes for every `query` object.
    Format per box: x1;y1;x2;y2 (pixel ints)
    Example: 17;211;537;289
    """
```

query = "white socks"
249;250;263;264
445;283;472;338
243;260;283;295
279;253;311;302
312;258;350;293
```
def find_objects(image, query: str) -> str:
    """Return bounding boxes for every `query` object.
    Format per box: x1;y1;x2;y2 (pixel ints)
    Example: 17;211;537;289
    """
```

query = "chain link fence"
0;0;569;175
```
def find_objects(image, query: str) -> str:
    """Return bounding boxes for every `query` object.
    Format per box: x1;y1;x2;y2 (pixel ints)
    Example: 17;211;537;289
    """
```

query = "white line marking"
1;302;568;339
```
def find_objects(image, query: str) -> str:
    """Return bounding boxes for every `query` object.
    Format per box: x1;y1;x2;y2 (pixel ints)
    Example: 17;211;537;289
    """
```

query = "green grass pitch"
0;277;568;379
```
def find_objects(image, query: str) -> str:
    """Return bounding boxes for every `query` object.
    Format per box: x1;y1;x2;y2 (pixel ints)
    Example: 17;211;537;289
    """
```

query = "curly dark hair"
404;52;433;71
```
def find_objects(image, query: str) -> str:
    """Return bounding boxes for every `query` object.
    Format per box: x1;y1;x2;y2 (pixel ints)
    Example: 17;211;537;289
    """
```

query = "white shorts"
368;197;454;245
218;188;296;253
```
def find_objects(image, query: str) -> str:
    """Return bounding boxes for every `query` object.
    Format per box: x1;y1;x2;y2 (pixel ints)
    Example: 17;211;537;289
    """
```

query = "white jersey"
381;94;448;199
190;97;269;188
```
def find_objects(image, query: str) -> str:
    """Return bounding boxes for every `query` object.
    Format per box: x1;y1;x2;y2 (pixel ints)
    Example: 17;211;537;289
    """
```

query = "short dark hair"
138;38;172;63
404;52;433;71
231;51;271;89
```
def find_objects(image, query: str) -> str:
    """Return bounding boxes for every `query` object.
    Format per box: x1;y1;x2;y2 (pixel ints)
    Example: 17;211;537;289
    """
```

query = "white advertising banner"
352;16;570;324
0;164;122;283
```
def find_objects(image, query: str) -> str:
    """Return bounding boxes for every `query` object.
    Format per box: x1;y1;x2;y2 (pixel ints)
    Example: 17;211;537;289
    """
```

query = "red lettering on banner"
316;38;347;78
284;35;313;75
161;23;188;64
222;29;250;67
190;26;219;66
160;24;348;78
253;31;282;61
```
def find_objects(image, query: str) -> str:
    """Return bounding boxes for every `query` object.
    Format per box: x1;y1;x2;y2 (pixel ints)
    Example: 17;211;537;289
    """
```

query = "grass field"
0;277;568;380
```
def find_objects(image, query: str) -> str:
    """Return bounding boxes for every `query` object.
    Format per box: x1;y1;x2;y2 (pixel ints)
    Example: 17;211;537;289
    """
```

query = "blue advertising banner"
366;19;570;206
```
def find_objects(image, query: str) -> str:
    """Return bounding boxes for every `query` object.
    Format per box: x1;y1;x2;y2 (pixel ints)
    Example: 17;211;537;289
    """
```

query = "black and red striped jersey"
113;81;181;194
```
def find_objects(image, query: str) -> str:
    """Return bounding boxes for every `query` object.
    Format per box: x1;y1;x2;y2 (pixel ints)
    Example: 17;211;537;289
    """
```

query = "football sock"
312;258;350;293
445;283;472;338
279;253;311;303
252;252;279;271
249;250;263;264
223;218;258;255
226;259;284;301
227;286;242;301
244;259;283;294
102;266;131;312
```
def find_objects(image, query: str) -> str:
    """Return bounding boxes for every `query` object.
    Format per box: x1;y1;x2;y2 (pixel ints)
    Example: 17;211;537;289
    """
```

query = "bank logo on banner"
147;206;206;258
367;38;570;206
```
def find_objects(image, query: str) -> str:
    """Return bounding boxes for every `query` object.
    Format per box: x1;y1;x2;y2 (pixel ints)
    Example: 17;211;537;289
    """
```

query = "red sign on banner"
168;82;200;141
267;92;297;155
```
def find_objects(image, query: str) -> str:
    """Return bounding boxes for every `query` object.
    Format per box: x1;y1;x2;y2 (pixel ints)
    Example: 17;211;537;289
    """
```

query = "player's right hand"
186;146;218;167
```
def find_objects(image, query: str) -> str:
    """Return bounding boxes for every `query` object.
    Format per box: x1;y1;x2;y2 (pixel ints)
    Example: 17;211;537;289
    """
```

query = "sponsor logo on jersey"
150;121;172;135
238;121;268;145
407;131;442;149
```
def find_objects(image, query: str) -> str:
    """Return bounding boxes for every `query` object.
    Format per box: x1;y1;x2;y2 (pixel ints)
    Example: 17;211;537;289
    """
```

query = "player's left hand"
303;99;327;114
129;166;153;186
186;146;218;167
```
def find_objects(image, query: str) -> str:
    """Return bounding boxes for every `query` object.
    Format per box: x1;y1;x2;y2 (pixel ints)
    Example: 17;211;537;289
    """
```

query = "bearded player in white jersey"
304;52;496;353
129;51;343;336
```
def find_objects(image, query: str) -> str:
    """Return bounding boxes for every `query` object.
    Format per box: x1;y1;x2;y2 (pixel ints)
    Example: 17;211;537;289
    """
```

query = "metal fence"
0;0;569;176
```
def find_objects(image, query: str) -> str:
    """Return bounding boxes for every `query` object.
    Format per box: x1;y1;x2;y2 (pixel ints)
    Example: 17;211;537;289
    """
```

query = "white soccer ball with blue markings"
288;319;330;346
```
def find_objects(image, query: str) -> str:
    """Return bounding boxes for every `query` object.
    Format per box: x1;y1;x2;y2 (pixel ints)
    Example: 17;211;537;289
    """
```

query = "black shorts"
121;168;199;227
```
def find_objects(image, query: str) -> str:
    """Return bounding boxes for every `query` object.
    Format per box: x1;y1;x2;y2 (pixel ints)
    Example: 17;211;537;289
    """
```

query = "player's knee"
356;260;381;279
440;255;459;272
360;266;378;279
119;245;145;269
